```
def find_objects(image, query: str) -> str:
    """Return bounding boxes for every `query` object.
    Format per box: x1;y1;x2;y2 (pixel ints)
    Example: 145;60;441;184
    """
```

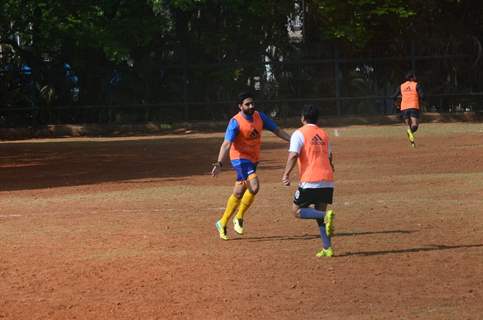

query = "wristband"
213;161;223;168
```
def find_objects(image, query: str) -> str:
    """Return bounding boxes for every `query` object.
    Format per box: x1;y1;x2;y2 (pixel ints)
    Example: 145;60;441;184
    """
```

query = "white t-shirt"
289;124;334;189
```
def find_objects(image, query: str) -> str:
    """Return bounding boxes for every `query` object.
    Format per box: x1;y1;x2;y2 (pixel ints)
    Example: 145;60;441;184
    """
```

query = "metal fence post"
183;48;189;122
411;40;416;71
334;45;342;116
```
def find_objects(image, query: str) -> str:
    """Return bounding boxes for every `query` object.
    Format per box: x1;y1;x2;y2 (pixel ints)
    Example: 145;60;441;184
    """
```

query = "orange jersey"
298;125;333;183
229;111;263;163
400;81;420;110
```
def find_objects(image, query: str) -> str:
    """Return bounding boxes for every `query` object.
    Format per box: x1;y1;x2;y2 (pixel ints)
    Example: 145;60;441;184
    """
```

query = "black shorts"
401;108;420;120
293;187;334;208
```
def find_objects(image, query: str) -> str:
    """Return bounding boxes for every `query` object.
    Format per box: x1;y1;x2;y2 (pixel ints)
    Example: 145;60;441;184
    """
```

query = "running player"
282;105;335;257
212;92;291;240
393;70;425;147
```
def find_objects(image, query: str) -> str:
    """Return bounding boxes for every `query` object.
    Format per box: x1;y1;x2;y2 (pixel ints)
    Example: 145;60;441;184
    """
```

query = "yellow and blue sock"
300;207;326;219
220;194;241;226
317;218;332;249
235;189;256;220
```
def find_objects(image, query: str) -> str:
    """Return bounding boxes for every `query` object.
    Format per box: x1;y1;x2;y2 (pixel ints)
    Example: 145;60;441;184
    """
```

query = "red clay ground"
1;122;483;319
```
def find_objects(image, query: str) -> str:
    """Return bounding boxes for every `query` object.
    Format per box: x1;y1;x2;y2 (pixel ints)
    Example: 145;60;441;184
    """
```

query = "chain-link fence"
1;41;482;127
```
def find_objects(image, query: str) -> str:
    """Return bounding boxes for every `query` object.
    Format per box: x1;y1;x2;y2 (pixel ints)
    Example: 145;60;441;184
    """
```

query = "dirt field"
1;122;483;319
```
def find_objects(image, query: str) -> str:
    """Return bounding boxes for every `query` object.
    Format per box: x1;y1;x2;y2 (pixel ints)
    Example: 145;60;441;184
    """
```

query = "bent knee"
250;186;260;195
233;191;244;199
247;183;260;195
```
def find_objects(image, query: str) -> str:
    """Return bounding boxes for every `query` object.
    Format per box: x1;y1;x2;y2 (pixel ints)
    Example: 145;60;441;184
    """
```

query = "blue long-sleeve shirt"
224;111;278;142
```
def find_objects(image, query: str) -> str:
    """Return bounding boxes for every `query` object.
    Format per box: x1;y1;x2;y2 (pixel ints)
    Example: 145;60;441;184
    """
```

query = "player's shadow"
339;243;483;257
336;229;415;237
232;229;414;242
232;234;320;242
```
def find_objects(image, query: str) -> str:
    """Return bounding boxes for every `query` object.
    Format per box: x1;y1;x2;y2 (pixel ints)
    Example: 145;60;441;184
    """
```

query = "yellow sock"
236;190;256;220
220;194;241;226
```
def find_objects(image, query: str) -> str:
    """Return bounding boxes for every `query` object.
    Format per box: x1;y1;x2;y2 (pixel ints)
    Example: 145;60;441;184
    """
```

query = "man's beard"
243;109;255;115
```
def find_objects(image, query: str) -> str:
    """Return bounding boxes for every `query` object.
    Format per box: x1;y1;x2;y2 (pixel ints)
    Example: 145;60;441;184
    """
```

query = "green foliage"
1;0;174;62
307;0;416;45
1;0;482;110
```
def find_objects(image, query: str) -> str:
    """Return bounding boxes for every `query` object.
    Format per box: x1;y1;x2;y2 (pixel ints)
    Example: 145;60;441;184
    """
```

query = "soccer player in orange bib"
393;70;425;147
282;105;335;257
212;92;291;240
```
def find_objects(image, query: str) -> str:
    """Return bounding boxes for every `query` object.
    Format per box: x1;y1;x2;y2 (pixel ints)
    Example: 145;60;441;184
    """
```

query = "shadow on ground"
339;243;483;257
231;229;416;242
0;137;287;191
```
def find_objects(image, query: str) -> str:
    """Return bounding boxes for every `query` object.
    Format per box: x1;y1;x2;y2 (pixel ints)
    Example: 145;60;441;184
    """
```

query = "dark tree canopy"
1;0;482;123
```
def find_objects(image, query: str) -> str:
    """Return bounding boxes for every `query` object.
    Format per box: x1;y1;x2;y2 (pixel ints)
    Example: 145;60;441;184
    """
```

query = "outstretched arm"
329;152;335;172
416;83;425;101
391;86;401;101
211;140;232;177
273;127;291;142
282;152;298;186
392;86;402;110
259;111;291;142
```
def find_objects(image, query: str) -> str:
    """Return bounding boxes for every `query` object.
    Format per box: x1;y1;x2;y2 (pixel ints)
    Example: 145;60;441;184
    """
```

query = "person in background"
393;70;425;148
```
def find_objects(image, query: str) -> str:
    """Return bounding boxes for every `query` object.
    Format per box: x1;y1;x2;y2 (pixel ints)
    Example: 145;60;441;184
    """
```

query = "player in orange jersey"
212;92;291;240
282;105;335;257
393;70;425;147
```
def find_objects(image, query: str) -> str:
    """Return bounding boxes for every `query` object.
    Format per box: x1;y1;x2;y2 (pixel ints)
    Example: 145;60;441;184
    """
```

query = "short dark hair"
405;70;416;81
238;91;254;105
302;105;319;124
